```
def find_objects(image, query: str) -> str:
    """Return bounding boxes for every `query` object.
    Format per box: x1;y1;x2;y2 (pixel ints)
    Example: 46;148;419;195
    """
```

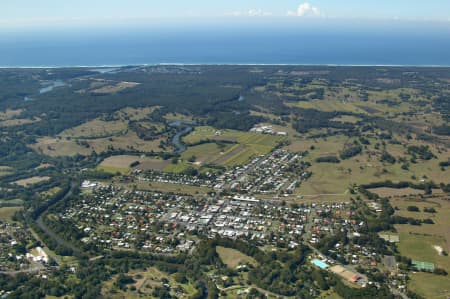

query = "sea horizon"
2;63;450;69
2;21;450;67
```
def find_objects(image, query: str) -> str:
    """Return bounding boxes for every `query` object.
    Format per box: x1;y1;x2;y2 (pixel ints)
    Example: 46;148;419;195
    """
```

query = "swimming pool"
311;259;329;269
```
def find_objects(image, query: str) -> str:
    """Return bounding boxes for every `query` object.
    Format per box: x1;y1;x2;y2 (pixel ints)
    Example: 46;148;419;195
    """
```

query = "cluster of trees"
340;143;362;160
316;156;340;163
361;180;436;195
291;109;356;134
407;145;436;160
439;160;450;168
129;121;168;141
380;151;396;164
433;124;450;136
207;111;264;131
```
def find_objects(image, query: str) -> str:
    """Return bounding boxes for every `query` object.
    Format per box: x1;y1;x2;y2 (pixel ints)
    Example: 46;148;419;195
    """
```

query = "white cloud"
288;2;321;17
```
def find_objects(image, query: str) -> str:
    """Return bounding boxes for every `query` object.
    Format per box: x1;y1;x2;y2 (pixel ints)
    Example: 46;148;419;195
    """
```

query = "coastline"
1;63;450;69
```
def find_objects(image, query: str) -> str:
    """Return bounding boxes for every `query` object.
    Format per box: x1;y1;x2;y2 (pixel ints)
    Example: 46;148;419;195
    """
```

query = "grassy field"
41;186;62;199
180;142;234;164
0;117;40;127
92;132;166;153
99;155;170;171
290;100;366;114
182;126;284;167
115;106;160;121
408;272;450;299
59;118;127;138
97;165;131;175
0;206;23;222
32;132;166;157
330;115;362;124
0;108;23;120
30;137;93;156
90;81;139;94
390;196;450;298
397;232;448;265
12;176;51;187
285;133;448;198
163;112;194;122
183;126;247;144
285;87;419;116
0;166;13;177
0;198;23;207
30;105;170;157
216;246;258;268
393;197;450;252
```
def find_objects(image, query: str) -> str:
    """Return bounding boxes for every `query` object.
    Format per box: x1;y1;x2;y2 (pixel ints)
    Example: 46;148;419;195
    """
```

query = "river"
35;183;82;256
168;120;196;154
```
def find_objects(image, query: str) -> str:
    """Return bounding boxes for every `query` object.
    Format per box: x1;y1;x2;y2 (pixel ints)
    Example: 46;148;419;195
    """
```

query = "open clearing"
59;118;127;138
397;232;448;267
115;106;160;121
216;246;258;268
12;176;51;187
183;126;284;167
0;206;23;222
408;272;450;299
392;197;450;252
393;197;450;298
100;155;169;171
330;115;361;124
0;117;40;127
102;266;195;299
30;137;92;156
163;112;194;122
290;87;422;116
31;132;166;157
0;166;13;177
87;132;166;154
41;187;62;199
285;134;448;197
181;142;235;164
0;108;23;120
91;81;140;94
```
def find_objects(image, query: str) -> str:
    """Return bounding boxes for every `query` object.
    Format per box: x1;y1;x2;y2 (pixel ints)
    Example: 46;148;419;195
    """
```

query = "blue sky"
1;0;450;28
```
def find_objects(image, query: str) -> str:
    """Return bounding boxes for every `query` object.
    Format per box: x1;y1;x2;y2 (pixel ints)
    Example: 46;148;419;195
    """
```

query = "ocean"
1;20;450;67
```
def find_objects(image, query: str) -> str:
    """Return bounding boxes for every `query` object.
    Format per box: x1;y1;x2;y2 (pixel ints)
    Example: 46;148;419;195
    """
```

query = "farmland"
31;131;166;157
59;118;127;138
392;197;450;253
12;176;51;187
390;197;450;298
99;155;170;172
0;166;13;177
0;206;23;222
